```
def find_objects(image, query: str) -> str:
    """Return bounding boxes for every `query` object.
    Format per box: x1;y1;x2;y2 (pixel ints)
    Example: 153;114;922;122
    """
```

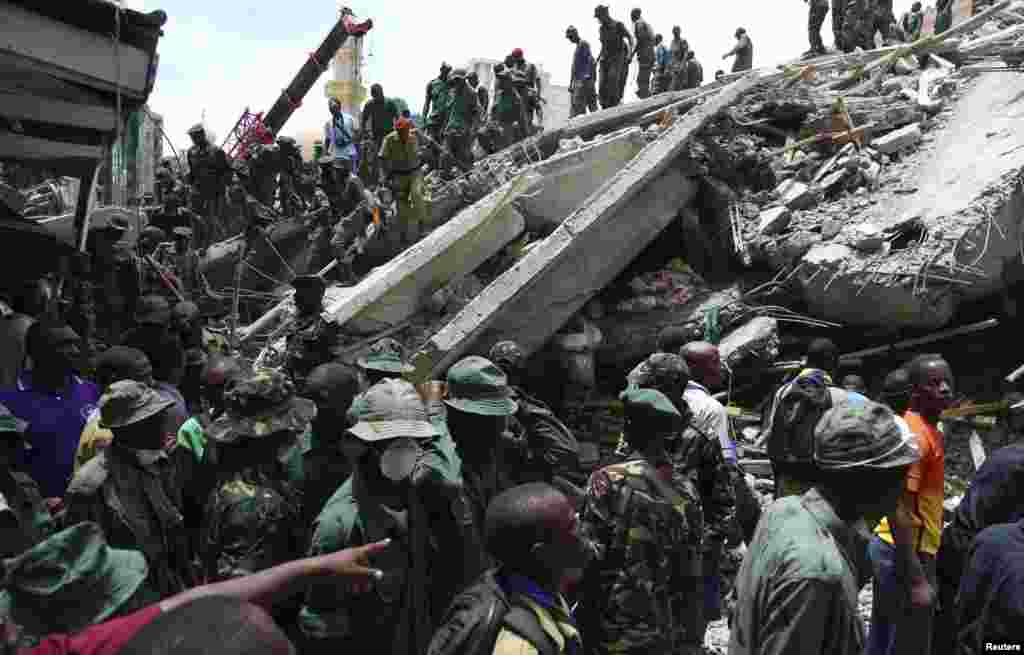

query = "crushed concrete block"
718;316;780;371
821;218;842;240
872;123;922;154
776;179;820;211
758;206;792;235
819;168;850;194
852;224;886;252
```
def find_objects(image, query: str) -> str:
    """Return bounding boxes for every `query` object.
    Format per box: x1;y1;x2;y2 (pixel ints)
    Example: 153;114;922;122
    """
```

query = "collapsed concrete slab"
411;73;765;381
515;128;646;232
324;173;534;335
719;316;781;370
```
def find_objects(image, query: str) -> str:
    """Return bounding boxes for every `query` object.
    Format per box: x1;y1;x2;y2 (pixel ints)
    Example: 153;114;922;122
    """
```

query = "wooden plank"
0;90;117;132
410;72;767;382
0;132;103;161
0;3;151;96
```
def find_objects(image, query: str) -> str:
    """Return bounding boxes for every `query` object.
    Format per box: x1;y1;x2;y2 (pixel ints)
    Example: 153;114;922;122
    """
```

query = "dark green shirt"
728;487;868;655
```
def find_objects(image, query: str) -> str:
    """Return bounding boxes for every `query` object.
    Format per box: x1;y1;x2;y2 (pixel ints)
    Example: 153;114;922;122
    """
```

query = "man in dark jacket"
566;26;598;117
631;8;656;98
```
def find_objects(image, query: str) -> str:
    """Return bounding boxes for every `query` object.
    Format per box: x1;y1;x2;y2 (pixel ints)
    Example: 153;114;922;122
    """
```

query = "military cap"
134;294;172;326
187;123;205;135
488;340;525;372
813;396;920;470
99;380;176;430
619;387;681;423
292;274;326;291
444;356;518;417
357;337;414;374
172;226;193;239
0;402;28;436
348;379;439;442
0;522;148;638
206;370;316;444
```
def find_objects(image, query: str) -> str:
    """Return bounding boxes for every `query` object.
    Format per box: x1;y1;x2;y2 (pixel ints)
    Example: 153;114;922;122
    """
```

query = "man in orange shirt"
866;354;953;655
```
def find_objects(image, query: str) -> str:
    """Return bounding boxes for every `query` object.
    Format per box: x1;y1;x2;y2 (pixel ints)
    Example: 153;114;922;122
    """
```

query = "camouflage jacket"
201;469;304;581
506;387;580;485
186;143;232;194
579;454;704;655
669;424;736;548
284;311;343;388
0;471;54;559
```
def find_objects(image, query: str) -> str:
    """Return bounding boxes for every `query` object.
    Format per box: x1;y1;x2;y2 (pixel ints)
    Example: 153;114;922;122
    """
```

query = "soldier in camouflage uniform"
356;337;415;387
843;0;874;52
201;370;314;581
0;403;54;559
284;275;343;391
489;340;581;488
578;388;704;655
630;352;736;640
299;379;454;655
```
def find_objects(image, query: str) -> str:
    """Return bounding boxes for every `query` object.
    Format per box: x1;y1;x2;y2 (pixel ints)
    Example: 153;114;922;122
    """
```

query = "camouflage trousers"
598;55;628;109
808;1;829;52
842;0;874;52
832;0;846;50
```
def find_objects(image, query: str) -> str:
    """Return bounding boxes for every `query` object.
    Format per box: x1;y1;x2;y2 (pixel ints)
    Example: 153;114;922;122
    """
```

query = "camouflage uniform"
201;371;313;581
843;0;874;51
579;389;704;655
867;0;896;46
284;281;343;390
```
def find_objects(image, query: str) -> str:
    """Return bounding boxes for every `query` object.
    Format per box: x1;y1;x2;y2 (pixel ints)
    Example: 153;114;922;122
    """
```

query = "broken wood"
411;73;766;382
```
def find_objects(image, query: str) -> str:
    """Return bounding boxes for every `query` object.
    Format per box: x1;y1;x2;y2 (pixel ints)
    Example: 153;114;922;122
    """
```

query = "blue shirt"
0;373;100;498
324;112;357;163
656;43;671;68
571;40;596;83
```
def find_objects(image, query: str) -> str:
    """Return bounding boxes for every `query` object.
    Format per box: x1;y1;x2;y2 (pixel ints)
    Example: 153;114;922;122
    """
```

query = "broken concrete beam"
819;168;851;194
562;87;706;142
324;173;533;335
758;206;792;235
718;316;780;371
872;123;923;154
516;128;645;232
776;179;820;210
411;74;764;381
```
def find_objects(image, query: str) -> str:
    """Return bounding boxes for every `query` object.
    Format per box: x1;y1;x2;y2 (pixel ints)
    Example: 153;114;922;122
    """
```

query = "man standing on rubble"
186;124;232;229
443;69;479;171
685;51;704;88
722;27;753;72
325;97;358;187
567;26;599;118
843;0;874;51
867;354;954;655
631;8;656;99
509;49;542;133
866;0;896;47
669;27;690;91
900;2;924;41
805;0;831;58
654;34;671;94
360;84;400;185
594;4;634;109
379;117;426;252
423;63;453;145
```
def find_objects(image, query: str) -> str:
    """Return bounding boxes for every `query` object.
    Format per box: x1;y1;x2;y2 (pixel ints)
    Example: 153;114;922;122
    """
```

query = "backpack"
427;571;559;655
766;373;845;467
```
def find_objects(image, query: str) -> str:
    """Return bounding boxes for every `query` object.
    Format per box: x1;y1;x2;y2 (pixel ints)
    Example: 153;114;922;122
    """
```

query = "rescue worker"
567;25;598;118
444;68;479;171
806;0;831;58
360;83;400;184
634;352;735;641
492;57;527;146
283;274;342;391
0;402;53;559
324;97;358;209
578;388;704;655
65;381;197;598
300;363;361;528
832;0;847;50
186;124;232;228
509;49;542;133
654;34;671;94
489;341;580;490
299;379;450;655
936;0;954;35
843;0;873;51
167;227;200;300
422;63;453;145
356;337;415;388
379;117;427;253
468;72;489;119
594;4;634;109
669;27;690;91
631;8;656;99
134;225;182;304
685;50;704;88
900;2;924;41
201;371;312;582
722;27;754;72
866;0;896;47
85;214;132;342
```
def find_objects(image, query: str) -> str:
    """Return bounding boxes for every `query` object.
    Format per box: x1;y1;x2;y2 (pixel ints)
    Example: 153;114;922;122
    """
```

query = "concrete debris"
872;122;923;154
718;316;781;371
775;179;820;210
758;206;791;235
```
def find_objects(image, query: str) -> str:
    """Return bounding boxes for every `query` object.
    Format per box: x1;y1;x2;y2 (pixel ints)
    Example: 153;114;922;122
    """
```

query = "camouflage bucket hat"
357;337;414;374
814;396;921;470
0;522;148;637
444;356;519;417
206;371;317;444
0;402;28;436
99;380;176;429
348;379;438;442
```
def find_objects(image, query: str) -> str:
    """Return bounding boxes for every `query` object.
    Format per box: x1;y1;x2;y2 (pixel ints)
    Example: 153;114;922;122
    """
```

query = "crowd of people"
804;0;944;59
0;256;1021;655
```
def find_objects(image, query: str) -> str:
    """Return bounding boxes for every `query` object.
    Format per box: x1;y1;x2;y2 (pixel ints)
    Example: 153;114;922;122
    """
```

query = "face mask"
135;449;165;467
378;438;423;482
